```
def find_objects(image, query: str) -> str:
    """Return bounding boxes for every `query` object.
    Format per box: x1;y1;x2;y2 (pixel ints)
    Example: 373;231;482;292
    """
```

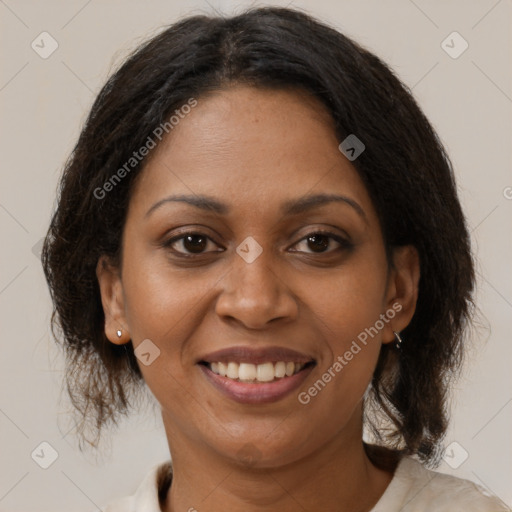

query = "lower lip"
198;364;315;404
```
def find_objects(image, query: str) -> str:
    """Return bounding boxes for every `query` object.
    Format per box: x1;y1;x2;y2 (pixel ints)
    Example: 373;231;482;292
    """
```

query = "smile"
197;350;316;404
205;361;311;382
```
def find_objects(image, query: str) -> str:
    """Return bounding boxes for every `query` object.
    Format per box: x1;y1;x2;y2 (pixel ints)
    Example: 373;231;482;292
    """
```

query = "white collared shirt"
100;456;509;511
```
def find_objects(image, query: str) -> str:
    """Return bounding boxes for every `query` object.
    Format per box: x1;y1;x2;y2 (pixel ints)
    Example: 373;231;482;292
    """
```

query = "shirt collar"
132;460;173;511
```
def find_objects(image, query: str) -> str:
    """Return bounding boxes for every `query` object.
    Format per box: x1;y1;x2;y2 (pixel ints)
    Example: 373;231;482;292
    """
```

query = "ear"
381;245;420;345
96;255;130;345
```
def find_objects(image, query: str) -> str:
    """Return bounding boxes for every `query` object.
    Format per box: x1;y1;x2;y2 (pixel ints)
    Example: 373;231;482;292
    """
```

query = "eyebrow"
145;193;367;223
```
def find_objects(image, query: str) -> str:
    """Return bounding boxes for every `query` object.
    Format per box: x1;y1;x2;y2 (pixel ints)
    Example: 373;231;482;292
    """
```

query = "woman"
42;6;509;511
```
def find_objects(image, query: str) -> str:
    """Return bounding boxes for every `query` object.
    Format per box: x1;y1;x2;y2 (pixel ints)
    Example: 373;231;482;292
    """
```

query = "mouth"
198;360;315;383
197;346;317;404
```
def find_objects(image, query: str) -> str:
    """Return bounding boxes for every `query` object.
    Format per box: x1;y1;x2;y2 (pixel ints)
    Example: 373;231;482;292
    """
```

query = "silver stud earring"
116;329;122;338
393;331;403;350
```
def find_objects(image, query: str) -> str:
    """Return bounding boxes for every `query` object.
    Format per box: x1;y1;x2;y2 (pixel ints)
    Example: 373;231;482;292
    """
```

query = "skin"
97;85;420;512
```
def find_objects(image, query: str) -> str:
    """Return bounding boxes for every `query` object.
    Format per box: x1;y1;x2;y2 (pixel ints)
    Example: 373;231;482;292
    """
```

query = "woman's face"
98;85;418;468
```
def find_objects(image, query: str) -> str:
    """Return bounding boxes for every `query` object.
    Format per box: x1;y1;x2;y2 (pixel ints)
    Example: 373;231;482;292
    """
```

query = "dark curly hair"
42;6;475;466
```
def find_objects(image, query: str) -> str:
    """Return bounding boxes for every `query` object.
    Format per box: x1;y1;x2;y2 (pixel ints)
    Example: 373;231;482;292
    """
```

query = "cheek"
307;258;388;346
119;253;209;389
299;257;388;405
120;260;207;416
121;248;208;341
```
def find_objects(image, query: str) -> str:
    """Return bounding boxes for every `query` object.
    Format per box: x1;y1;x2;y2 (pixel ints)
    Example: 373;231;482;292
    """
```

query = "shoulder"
372;456;510;511
99;460;173;512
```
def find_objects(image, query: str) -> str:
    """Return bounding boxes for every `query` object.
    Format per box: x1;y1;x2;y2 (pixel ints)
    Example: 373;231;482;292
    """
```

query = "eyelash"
161;230;353;258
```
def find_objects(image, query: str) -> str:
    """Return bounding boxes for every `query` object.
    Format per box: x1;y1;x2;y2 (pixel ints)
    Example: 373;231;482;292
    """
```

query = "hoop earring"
393;331;403;350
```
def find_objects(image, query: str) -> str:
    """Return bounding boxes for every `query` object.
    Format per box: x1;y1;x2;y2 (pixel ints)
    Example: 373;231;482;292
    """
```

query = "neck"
162;413;396;512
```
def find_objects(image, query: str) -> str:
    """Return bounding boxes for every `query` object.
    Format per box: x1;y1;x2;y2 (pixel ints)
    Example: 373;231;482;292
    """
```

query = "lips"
197;346;316;404
198;346;315;365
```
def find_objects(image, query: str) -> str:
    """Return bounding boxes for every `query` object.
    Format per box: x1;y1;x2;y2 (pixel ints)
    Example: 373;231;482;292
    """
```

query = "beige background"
1;0;511;510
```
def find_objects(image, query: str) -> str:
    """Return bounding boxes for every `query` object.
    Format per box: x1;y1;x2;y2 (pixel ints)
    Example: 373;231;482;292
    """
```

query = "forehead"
128;85;376;225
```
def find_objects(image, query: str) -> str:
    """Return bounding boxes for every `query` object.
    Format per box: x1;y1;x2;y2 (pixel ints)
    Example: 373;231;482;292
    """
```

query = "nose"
215;246;298;330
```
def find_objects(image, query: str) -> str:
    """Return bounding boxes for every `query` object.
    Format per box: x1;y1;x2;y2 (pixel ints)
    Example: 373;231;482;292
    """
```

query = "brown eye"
180;234;208;253
164;232;220;255
306;234;330;252
291;231;352;254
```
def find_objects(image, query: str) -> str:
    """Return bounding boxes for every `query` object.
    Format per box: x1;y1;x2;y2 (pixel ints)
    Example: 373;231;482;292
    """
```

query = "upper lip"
198;346;315;365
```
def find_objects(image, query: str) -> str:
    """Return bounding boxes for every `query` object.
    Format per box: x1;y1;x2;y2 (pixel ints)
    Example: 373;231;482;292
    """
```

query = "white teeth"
274;361;286;378
227;362;239;379
257;362;275;382
207;361;308;382
238;363;257;381
218;362;227;377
